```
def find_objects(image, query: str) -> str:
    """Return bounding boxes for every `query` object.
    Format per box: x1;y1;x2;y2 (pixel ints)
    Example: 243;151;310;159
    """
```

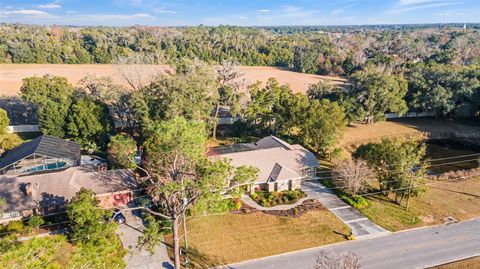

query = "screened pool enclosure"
0;135;81;176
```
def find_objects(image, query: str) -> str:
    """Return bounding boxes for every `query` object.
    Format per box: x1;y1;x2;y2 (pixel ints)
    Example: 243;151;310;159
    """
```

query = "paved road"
302;180;388;238
117;208;173;269
223;218;480;269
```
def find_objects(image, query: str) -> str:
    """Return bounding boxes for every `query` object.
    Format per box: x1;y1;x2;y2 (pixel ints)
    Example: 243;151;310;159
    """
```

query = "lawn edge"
215;216;480;269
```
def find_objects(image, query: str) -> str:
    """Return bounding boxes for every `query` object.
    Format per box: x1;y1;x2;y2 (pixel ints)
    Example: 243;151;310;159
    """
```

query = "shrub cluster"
339;194;369;209
251;189;306;207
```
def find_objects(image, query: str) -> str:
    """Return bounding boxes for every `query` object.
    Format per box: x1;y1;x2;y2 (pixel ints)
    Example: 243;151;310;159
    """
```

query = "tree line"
1;24;479;76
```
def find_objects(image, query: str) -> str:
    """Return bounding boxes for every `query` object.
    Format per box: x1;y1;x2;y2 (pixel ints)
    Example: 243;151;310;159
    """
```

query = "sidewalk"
301;180;389;238
117;208;173;269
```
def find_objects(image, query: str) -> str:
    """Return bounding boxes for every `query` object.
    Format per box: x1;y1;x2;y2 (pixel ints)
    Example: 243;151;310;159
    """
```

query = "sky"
0;0;478;26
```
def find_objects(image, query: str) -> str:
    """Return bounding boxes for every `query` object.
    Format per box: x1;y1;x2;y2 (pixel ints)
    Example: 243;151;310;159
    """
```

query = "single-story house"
0;166;136;223
211;136;319;193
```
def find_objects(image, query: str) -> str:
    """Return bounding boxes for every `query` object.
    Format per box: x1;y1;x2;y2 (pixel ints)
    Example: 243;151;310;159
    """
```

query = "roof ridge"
32;135;45;153
269;135;293;150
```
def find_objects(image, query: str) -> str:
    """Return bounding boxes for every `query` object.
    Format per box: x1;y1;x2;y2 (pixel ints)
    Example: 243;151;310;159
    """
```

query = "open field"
339;118;480;150
0;64;346;96
165;210;349;268
358;178;480;231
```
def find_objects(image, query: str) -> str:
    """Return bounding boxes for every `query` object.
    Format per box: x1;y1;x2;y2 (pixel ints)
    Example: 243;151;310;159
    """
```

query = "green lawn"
358;178;480;231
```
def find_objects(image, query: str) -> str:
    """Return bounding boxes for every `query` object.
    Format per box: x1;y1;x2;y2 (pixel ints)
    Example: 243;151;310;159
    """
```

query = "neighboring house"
211;136;319;193
0;98;38;126
0;135;81;176
0;97;40;134
0;166;136;223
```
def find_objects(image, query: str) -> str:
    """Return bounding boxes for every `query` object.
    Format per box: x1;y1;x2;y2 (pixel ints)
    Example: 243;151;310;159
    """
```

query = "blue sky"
0;0;478;26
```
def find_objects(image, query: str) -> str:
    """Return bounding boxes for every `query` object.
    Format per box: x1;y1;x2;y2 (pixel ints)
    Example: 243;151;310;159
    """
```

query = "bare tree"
332;159;373;196
314;251;361;269
115;53;172;91
212;58;244;139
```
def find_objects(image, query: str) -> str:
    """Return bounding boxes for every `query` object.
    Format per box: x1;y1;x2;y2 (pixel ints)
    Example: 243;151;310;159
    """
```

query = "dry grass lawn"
166;210;349;268
0;64;346;96
358;178;480;231
340;118;480;149
428;256;480;269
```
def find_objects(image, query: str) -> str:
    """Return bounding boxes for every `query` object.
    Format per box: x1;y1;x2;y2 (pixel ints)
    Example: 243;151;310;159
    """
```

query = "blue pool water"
27;162;67;173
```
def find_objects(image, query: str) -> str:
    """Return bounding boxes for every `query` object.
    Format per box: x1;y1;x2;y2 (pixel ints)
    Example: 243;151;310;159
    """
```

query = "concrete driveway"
302;180;389;238
116;208;173;269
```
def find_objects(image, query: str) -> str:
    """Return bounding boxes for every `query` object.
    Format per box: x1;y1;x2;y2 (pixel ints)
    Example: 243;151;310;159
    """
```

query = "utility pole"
405;173;414;211
180;177;189;267
182;196;189;267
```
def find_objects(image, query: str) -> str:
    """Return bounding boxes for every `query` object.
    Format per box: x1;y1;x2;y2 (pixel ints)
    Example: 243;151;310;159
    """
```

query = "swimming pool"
26;162;67;173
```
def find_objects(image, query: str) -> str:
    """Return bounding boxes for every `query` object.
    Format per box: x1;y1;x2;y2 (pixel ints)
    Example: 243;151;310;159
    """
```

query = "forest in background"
1;23;479;76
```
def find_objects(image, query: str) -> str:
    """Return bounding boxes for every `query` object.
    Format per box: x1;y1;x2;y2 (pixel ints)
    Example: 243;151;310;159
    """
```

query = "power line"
314;152;480;176
317;157;480;181
3;174;479;243
4;160;477;229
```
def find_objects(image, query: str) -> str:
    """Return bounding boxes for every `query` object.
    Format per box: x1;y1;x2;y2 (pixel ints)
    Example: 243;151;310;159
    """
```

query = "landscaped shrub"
7;220;24;233
27;215;45;230
340;194;369;209
251;189;307;207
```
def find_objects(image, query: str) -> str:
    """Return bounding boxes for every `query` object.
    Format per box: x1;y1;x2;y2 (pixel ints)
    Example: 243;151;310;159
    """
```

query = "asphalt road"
223;218;480;269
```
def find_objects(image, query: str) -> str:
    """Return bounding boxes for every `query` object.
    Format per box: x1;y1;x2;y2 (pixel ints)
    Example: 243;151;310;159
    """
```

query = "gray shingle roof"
0;135;81;170
215;136;319;184
0;167;136;213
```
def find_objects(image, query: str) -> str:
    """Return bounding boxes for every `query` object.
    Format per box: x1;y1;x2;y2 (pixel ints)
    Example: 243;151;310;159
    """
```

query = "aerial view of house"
0;136;136;223
212;136;319;192
0;1;479;269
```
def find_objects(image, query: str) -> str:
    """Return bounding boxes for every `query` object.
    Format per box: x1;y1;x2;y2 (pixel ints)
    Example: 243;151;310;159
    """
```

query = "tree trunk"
172;217;181;269
212;103;220;139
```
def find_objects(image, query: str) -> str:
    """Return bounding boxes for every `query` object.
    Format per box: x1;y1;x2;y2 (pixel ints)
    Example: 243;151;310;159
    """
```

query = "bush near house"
321;178;370;209
339;194;369;209
251;189;307;207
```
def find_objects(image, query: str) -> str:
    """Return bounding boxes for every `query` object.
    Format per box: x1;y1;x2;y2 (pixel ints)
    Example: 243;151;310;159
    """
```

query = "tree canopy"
141;117;257;268
20;75;74;137
349;67;408;123
0;108;8;135
353;138;428;205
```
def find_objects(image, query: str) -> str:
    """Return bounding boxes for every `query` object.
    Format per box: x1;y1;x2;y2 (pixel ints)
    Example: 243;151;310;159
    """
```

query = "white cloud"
435;11;465;15
38;3;61;9
154;9;177;14
331;2;359;16
256;9;270;12
78;13;155;20
0;9;49;15
386;1;463;14
399;0;439;5
239;16;248;19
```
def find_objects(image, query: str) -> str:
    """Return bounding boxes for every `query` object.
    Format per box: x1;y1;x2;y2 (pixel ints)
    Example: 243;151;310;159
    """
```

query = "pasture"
0;64;346;96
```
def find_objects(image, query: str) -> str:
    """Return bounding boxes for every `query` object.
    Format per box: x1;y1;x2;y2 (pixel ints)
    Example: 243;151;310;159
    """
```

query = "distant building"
211;136;319;193
0;135;81;176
